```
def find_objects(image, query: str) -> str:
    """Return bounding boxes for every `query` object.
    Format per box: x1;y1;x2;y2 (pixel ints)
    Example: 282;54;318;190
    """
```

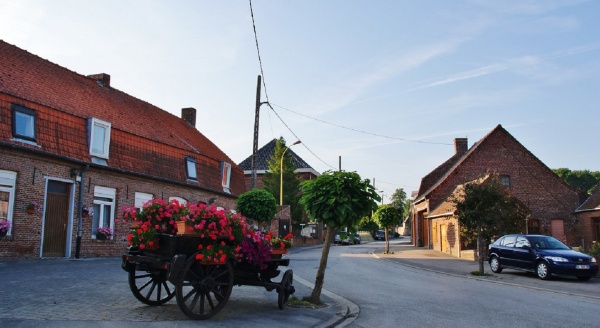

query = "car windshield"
527;236;570;250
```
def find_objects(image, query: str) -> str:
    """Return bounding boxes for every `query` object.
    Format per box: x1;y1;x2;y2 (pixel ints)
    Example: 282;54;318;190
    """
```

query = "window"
134;192;153;212
527;219;540;234
500;236;516;247
593;218;600;242
0;170;17;236
92;186;116;239
169;197;187;206
498;175;510;189
515;236;530;248
185;157;197;180
221;162;231;193
88;118;111;159
12;104;36;141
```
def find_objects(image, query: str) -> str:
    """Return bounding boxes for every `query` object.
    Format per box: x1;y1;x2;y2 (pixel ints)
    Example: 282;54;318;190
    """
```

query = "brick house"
0;40;246;258
412;124;585;259
238;139;322;242
574;182;600;249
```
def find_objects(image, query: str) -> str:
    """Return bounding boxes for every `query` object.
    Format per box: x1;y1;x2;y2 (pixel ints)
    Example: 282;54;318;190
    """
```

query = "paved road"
1;238;597;327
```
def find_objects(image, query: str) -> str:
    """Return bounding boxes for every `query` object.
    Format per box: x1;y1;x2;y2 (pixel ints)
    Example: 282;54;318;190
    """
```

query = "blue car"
488;234;598;281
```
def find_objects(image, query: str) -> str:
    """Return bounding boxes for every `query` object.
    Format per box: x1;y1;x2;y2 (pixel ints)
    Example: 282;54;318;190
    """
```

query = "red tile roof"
0;40;245;195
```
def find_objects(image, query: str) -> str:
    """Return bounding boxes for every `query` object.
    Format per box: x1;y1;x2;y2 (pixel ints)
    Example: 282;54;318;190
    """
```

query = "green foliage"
585;241;600;258
358;215;379;232
553;168;600;193
262;137;304;226
452;177;527;246
373;205;403;229
389;188;407;215
300;170;380;229
236;189;277;224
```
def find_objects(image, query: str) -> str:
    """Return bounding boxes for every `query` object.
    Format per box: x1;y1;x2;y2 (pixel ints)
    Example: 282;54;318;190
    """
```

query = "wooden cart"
121;233;295;320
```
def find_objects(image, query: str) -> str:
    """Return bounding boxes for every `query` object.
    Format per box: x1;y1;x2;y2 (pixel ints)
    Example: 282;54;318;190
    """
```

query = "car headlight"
592;257;597;263
545;256;568;262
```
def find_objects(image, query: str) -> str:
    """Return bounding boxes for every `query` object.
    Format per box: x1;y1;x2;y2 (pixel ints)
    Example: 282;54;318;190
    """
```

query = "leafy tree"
262;137;304;228
299;170;380;304
236;189;277;230
373;205;402;253
553;168;600;193
358;215;378;232
389;188;407;216
451;177;527;274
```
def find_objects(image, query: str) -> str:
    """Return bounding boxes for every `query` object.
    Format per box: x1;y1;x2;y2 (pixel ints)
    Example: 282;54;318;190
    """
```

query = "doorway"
42;181;71;257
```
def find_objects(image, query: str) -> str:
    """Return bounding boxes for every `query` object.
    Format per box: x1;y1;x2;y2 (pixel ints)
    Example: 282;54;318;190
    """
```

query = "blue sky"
1;0;599;201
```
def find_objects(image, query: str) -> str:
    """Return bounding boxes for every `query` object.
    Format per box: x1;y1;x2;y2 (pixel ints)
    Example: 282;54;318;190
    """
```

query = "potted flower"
96;226;113;240
268;232;293;255
0;219;10;237
239;230;273;270
26;202;41;214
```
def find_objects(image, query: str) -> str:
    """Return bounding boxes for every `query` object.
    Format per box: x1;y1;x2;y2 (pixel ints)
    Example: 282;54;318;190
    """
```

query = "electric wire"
249;0;270;103
272;102;453;146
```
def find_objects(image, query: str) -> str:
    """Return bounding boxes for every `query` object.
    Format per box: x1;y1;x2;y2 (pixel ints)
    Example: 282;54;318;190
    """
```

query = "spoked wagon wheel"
128;266;176;306
278;269;294;309
176;256;234;320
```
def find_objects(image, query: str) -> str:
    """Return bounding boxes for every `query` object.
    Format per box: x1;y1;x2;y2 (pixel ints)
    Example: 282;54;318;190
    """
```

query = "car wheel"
536;261;551;280
576;276;592;281
489;256;502;273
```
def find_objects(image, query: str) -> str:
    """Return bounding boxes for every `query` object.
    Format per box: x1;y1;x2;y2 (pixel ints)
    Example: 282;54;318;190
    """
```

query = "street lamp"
280;140;301;206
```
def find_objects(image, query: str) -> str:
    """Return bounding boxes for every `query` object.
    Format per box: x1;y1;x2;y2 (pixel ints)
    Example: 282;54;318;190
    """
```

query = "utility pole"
251;75;261;189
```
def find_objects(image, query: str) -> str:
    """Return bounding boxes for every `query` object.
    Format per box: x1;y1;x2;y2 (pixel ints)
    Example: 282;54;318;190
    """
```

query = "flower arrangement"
181;203;246;241
121;199;186;249
195;240;240;264
96;226;113;240
0;219;10;236
268;232;293;250
239;230;273;270
26;201;42;214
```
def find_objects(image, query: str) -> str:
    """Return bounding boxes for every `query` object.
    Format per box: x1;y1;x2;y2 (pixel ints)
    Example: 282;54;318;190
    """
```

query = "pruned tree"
373;205;402;254
389;188;407;216
451;177;527;274
236;189;277;230
299;170;380;304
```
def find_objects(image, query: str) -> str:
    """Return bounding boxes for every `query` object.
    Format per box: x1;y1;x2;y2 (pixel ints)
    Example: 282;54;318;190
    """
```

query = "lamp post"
280;140;301;206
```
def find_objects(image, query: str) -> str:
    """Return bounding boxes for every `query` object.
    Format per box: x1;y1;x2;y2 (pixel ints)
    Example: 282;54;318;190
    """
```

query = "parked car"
374;230;385;240
334;233;341;244
352;233;361;245
488;234;599;281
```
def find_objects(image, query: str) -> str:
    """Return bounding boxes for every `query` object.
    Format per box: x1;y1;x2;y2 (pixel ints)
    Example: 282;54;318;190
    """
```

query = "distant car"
352;233;361;245
374;230;385;240
488;234;599;281
334;233;341;244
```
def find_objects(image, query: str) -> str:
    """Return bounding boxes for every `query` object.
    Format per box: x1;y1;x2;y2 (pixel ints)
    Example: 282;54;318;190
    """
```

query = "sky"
1;0;599;202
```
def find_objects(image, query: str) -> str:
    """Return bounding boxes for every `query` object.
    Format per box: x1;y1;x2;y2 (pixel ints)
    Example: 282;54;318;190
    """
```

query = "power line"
249;0;270;103
271;103;453;146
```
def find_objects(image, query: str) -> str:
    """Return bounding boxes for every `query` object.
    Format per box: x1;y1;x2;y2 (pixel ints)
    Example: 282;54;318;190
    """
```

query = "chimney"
181;107;197;127
454;138;468;154
87;73;111;87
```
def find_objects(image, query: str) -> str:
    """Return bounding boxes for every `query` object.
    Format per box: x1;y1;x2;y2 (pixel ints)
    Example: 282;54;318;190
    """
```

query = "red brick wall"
0;149;237;258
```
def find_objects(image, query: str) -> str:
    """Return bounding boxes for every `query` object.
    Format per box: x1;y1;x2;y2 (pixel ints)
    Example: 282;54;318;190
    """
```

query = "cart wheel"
128;266;176;306
278;269;294;309
176;256;233;320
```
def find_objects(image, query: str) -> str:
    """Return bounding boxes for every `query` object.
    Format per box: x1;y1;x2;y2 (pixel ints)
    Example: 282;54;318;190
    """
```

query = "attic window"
186;157;197;180
221;162;231;193
12;104;37;142
498;175;510;189
88;118;111;159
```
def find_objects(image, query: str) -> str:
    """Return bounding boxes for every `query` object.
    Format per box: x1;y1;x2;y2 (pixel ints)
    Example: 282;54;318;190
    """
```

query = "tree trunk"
308;226;334;304
384;228;390;253
477;224;484;274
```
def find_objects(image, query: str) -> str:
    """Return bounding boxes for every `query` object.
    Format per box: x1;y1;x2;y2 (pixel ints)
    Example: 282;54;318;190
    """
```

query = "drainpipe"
75;165;89;259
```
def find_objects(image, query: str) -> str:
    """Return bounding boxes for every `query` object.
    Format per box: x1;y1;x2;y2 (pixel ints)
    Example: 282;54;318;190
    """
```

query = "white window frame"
168;196;187;206
89;118;111;159
134;192;153;211
185;156;197;180
221;162;231;193
92;186;116;239
0;170;17;236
